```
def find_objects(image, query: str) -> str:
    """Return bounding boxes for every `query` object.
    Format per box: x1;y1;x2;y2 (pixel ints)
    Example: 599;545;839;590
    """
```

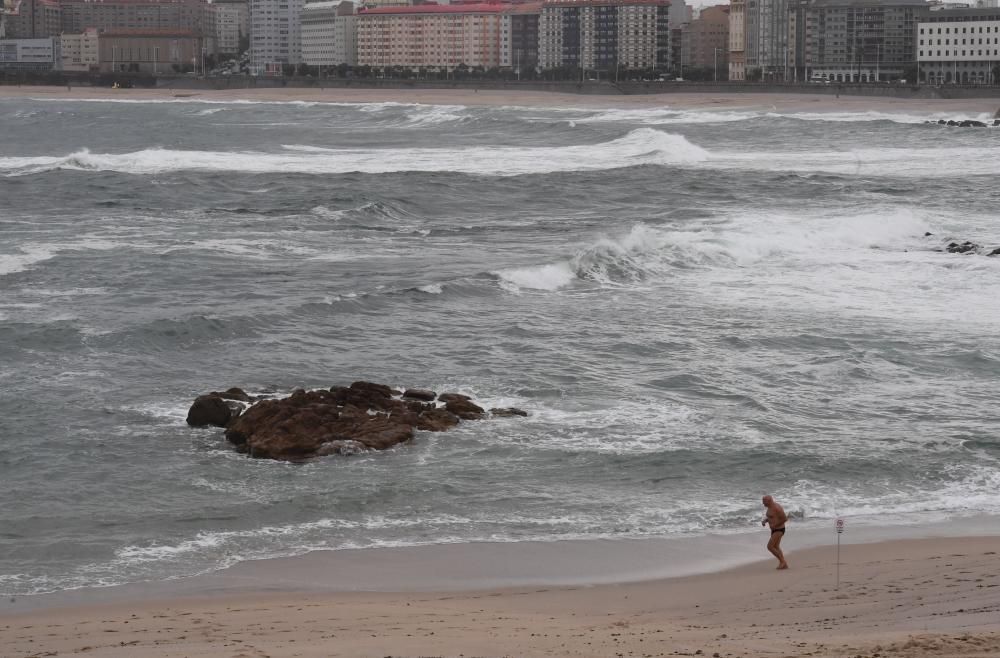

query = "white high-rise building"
250;0;304;73
301;0;356;66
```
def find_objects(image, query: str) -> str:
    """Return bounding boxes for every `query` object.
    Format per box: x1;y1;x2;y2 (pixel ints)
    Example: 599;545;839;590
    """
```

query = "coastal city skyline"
3;0;1000;84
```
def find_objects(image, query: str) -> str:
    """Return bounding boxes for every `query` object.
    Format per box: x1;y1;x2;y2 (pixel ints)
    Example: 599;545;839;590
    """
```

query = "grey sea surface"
1;98;999;597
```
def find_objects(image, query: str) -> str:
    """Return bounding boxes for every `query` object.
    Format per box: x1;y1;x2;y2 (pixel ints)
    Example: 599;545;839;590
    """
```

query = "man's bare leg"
768;534;789;570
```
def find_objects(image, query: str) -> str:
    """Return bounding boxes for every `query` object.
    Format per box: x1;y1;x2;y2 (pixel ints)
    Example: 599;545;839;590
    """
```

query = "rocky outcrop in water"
186;382;526;461
928;119;992;127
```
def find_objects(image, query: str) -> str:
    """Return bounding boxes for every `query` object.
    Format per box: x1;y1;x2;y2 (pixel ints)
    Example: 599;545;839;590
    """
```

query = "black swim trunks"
771;527;786;535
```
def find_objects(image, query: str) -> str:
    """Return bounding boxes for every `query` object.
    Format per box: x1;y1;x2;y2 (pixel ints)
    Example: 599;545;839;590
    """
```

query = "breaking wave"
0;129;708;177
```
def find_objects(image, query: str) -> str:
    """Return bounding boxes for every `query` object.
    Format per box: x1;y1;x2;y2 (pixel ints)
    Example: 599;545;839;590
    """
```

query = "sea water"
1;97;998;596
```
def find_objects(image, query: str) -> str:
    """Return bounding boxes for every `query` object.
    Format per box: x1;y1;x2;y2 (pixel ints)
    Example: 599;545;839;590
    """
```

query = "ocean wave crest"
1;129;709;177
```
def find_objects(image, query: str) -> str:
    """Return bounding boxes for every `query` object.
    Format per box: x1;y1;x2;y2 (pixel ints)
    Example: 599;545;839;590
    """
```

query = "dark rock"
988;247;1000;257
196;382;524;461
315;439;369;457
438;392;471;404
924;232;933;237
947;120;958;126
219;387;251;402
186;395;235;427
959;120;987;128
994;119;1000;127
490;407;529;418
947;241;979;254
416;408;461;431
349;381;396;399
938;119;947;125
403;388;436;402
224;391;414;460
445;398;485;420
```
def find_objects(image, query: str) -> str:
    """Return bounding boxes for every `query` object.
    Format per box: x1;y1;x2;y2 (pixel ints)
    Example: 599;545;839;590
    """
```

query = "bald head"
762;495;773;506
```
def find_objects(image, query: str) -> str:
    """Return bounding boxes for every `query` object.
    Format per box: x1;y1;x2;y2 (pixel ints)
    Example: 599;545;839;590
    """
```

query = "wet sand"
2;84;1000;115
2;533;998;657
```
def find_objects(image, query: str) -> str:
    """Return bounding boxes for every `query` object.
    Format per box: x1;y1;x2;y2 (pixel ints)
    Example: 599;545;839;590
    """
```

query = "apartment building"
537;0;671;73
499;2;541;73
745;0;794;79
2;0;60;39
356;3;505;70
250;0;304;72
99;28;206;71
728;0;745;78
60;26;98;70
301;0;356;66
792;0;928;82
213;0;248;54
60;0;215;39
681;3;728;74
918;6;1000;83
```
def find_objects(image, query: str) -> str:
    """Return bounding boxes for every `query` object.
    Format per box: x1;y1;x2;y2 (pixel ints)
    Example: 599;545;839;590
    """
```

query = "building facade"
301;0;355;66
2;0;60;39
681;3;728;74
537;0;671;73
99;28;205;71
728;0;745;78
745;0;791;79
60;0;215;38
60;26;98;70
213;0;248;55
918;7;1000;82
499;2;541;73
249;0;304;72
793;0;928;82
0;35;57;69
356;4;505;70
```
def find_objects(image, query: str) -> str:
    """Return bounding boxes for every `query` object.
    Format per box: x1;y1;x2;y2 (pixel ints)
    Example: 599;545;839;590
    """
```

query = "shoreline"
6;514;1000;614
2;84;1000;115
2;531;998;657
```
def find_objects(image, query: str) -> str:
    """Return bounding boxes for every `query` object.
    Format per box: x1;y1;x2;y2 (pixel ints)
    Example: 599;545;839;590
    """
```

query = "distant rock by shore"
186;382;526;461
926;119;996;127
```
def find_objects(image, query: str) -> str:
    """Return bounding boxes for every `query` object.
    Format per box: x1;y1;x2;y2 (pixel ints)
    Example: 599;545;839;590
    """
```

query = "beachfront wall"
918;7;1000;84
537;0;671;73
356;4;505;71
791;0;927;83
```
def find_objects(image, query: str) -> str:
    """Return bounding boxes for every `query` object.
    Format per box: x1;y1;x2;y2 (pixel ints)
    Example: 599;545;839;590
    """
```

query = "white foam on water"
0;245;59;276
417;283;444;294
1;129;709;177
708;144;1000;177
495;262;576;292
0;239;125;277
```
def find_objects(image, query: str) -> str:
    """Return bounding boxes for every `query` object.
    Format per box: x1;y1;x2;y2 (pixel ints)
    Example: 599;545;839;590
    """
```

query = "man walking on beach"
761;495;789;570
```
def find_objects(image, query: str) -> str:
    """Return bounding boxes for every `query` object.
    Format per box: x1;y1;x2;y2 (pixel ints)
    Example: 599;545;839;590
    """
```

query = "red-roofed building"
356;2;507;70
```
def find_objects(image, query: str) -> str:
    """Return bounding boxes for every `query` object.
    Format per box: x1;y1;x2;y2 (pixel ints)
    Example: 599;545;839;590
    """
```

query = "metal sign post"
835;518;845;589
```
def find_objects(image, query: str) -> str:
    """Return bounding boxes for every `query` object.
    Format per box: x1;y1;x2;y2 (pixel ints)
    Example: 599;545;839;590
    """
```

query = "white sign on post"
835;518;845;588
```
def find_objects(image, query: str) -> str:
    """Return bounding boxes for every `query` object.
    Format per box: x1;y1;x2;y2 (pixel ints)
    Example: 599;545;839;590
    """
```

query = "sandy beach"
2;533;998;658
2;84;1000;115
